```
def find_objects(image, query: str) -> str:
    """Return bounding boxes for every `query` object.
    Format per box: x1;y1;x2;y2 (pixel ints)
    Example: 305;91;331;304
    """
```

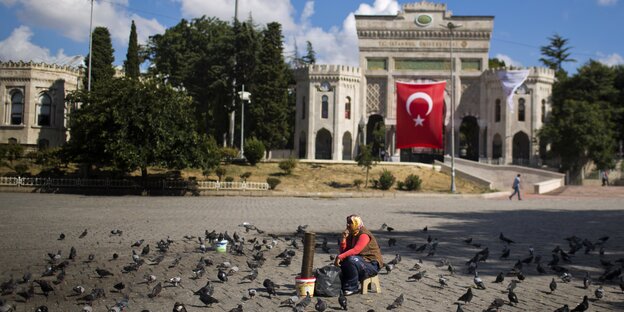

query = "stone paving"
0;190;623;311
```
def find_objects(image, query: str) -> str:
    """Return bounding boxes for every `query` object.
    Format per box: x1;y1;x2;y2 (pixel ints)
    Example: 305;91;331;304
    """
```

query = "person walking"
601;170;609;186
509;174;521;200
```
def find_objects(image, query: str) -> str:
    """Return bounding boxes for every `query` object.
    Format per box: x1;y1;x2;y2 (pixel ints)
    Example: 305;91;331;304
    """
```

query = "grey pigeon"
594;286;604;299
172;302;187;312
315;298;327;312
550;278;557;293
457;288;473;304
148;282;162;298
571;295;588;312
338;290;348;310
79;229;88;238
508;289;519;306
554;304;570;312
386;293;404;310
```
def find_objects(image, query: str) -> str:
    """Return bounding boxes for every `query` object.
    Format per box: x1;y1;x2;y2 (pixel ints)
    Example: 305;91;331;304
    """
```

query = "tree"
613;65;624;149
355;144;376;187
233;19;260;148
539;60;618;183
540;34;576;79
248;22;290;154
488;58;506;69
124;20;140;79
302;40;316;65
65;77;220;182
84;27;115;89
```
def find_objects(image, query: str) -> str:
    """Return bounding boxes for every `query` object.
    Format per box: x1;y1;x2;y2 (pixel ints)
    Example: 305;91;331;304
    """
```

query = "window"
301;96;306;119
367;58;387;70
321;95;328;119
541;99;546;122
38;93;52;126
518;98;525;122
345;97;351;119
495;99;501;122
394;59;450;70
10;91;24;125
461;59;481;71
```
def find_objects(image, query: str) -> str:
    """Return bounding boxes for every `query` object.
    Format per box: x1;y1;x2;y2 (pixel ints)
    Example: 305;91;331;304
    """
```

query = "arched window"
541;99;546;122
38;93;52;126
494;99;501;122
345;97;351;119
518;98;525;122
8;138;18;144
10;91;24;125
301;96;306;119
321;95;328;119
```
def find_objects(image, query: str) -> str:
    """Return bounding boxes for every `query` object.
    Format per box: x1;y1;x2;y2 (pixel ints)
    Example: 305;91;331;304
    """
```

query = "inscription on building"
378;40;473;48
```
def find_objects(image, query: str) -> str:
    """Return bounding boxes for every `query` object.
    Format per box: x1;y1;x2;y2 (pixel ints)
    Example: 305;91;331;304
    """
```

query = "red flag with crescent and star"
395;81;446;149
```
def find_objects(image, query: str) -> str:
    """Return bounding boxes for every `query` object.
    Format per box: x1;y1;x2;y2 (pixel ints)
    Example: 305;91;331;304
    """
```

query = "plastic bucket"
215;240;228;253
295;276;316;297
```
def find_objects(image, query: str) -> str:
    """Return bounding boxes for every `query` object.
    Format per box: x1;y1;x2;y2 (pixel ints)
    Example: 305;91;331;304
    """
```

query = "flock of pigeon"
0;221;622;311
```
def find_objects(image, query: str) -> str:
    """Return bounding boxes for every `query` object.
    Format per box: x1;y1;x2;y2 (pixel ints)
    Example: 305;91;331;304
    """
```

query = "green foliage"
488;58;506;69
124;20;140;79
244;137;265;166
84;27;115;89
377;169;396;190
65;77;219;178
278;157;298;175
302;40;316;65
240;171;252;182
220;146;240;163
353;178;363;189
266;177;281;190
224;176;234;182
540;33;576;79
402;174;422;191
0;142;24;166
13;163;29;176
215;167;227;181
32;147;62;167
248;22;291;151
540;60;619;181
355;144;376;187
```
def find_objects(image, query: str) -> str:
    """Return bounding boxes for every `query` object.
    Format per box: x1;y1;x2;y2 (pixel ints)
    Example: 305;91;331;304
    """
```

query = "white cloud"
597;52;624;66
353;0;400;15
494;53;523;68
0;26;78;65
0;0;17;6
8;0;165;46
597;0;618;6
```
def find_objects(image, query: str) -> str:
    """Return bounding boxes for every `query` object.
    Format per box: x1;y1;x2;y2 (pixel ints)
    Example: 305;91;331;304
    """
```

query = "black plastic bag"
314;265;342;297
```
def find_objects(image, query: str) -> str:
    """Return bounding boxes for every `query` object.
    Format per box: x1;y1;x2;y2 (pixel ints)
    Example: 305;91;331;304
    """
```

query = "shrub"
240;171;252;182
377;169;396;190
396;181;404;189
402;174;422;191
224;176;234;182
278;157;298;175
266;177;281;190
220;146;240;163
353;179;363;190
13;163;29;176
215;167;227;181
244;137;265;166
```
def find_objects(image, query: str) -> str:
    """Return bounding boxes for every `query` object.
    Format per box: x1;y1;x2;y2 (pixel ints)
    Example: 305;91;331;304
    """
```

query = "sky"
1;0;623;74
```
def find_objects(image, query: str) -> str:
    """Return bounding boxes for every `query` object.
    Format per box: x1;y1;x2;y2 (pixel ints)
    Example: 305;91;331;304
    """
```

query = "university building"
0;61;81;150
294;2;555;165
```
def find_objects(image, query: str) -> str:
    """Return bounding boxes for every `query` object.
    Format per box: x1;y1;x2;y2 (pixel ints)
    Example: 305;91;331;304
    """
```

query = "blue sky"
1;0;622;74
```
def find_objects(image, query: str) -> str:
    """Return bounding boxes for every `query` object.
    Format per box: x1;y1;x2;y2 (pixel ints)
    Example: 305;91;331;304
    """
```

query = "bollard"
300;232;316;278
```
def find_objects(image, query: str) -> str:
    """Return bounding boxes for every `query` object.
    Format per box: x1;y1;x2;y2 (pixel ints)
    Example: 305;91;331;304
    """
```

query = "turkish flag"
395;81;446;149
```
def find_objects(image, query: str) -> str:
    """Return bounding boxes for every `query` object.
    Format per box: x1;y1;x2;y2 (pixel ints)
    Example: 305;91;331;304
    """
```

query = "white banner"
497;70;530;113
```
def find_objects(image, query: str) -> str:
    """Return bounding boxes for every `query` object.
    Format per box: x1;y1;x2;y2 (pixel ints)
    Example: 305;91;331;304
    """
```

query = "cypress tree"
84;27;115;90
124;20;140;79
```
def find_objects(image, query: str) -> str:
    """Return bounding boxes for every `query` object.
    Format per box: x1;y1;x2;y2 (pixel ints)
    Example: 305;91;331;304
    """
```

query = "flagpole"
442;22;461;193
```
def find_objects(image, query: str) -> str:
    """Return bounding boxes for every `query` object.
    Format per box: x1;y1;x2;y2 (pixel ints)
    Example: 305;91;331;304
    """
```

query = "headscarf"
346;215;363;236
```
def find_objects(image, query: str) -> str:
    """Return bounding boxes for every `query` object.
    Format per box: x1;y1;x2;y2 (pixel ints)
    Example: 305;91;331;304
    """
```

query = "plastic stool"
361;275;381;294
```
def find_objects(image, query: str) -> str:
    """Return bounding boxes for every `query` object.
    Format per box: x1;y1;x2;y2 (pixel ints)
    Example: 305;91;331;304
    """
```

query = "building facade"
0;61;81;150
294;2;555;165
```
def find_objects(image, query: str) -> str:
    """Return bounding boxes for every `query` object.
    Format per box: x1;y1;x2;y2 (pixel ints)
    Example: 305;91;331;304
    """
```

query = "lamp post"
442;21;462;193
238;85;251;158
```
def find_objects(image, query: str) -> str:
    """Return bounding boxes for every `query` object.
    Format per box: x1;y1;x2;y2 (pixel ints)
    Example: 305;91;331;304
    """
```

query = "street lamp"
238;85;251;158
441;21;462;193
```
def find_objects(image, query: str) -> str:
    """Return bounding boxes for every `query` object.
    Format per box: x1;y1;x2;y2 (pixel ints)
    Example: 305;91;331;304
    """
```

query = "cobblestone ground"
0;191;623;311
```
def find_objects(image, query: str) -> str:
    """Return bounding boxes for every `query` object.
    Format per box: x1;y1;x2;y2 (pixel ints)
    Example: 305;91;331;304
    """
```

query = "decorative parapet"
403;2;447;13
0;60;82;74
483;66;555;84
294;64;361;82
357;30;491;39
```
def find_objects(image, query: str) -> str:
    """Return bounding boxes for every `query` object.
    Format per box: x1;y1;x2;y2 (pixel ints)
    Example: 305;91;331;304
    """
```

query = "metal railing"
0;177;269;191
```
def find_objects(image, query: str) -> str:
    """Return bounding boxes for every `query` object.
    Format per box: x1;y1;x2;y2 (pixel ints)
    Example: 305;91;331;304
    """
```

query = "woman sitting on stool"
334;214;383;295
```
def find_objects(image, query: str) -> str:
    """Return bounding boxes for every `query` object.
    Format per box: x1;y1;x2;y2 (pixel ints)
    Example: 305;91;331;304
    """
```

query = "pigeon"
113;282;125;292
494;272;504;283
73;285;86;295
408;270;426;281
141;244;150;256
96;268;113;278
34;306;48;312
247;288;256;299
499;233;514;244
508;289;519;306
315;297;327;312
500;247;511;259
438;275;448;288
34;280;54;297
131;239;144;247
488;298;505;310
561;272;572;283
79;229;88;238
550;278;557;293
456;303;465;312
168;277;182;287
263;279;278;298
594;286;604;299
87;254;95;262
69;247;77;260
198;291;219;306
194;281;214;296
463;237;473;244
218;269;228;282
507;280;518;293
554;305;570;312
143;274;157;284
148;282;162;298
457;288;473;304
229;304;243;312
386;293;404;310
571;295;588;312
338;289;348;310
242;269;258;282
583;272;592;289
473;272;486;289
279;295;299;307
173;302;188;312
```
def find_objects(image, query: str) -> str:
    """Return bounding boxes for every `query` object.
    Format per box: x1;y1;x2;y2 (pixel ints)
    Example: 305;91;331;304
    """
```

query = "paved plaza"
0;191;623;311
